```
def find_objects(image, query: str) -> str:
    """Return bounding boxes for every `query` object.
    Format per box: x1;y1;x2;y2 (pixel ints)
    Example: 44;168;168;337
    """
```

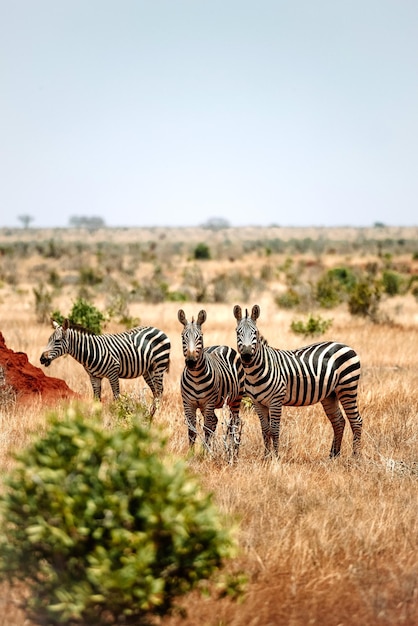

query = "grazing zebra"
40;319;170;414
178;309;245;457
233;304;362;459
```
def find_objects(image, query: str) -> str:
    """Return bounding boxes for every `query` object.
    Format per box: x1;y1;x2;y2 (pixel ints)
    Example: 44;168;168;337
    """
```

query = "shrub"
275;288;300;309
52;298;106;333
193;242;211;260
348;278;381;320
315;273;343;309
381;270;404;296
69;298;106;333
291;314;333;337
0;407;238;626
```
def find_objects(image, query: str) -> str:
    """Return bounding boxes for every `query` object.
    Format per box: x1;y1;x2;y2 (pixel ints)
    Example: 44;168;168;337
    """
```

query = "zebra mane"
259;333;269;346
66;322;98;335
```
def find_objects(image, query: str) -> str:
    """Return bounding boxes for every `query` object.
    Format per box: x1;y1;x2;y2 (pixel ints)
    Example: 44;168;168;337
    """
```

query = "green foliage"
381;270;404;296
0;407;237;626
348;278;381;320
328;266;357;289
275;288;300;309
315;267;357;309
52;298;106;333
315;274;343;309
69;298;106;333
291;314;333;337
193;242;211;260
109;393;152;428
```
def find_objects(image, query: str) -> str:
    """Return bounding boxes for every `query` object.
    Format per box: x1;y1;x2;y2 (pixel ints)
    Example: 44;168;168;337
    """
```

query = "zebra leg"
184;406;198;447
89;374;103;401
143;371;159;417
108;374;121;400
321;393;346;458
269;403;283;458
253;402;272;458
225;404;242;464
339;395;362;456
203;408;218;446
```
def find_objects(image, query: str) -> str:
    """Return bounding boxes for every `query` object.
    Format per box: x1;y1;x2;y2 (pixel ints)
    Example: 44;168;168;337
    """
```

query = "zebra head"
233;304;260;365
40;319;70;367
178;309;206;370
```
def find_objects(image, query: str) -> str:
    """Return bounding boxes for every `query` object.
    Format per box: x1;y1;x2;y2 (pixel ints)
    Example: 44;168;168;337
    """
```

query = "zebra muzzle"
240;348;253;364
40;353;52;367
185;358;197;370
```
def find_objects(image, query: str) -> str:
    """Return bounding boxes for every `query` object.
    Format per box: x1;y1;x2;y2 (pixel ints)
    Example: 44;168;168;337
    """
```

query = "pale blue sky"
1;1;417;228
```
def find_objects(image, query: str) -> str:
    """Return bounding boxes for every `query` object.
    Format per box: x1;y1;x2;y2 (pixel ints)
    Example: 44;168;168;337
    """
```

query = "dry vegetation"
1;226;418;625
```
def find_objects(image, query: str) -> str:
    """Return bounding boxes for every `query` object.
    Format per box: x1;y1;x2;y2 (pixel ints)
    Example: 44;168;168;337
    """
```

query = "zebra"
178;309;245;460
233;304;362;459
40;319;170;414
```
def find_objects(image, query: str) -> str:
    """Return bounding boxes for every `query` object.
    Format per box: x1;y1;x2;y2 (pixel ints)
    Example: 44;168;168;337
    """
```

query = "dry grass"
0;228;418;625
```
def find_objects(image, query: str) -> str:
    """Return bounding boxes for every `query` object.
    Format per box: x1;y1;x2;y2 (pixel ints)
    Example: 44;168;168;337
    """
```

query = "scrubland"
0;226;418;625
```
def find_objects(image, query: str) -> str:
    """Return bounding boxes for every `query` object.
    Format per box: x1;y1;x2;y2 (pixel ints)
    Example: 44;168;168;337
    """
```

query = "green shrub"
315;273;343;309
381;270;404;296
0;407;238;626
193;242;211;260
52;298;106;333
315;267;357;309
291;314;333;337
69;298;106;333
275;288;300;309
348;278;381;320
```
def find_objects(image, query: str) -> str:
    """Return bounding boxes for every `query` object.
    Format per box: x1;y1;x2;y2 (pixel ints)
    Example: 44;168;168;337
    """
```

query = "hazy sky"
1;1;417;228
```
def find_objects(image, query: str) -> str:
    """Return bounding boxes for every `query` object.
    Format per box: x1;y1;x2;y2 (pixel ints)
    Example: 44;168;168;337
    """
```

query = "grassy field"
0;226;418;625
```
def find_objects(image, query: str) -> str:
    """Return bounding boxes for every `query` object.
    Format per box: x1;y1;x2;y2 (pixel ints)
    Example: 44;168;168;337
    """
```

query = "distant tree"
69;216;106;231
17;214;34;228
201;217;230;230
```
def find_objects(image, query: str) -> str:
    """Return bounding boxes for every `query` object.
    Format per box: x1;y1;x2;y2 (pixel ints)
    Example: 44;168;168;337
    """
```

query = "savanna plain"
0;225;418;625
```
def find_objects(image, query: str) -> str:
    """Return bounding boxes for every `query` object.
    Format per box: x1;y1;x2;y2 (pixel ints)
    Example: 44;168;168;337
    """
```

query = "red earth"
0;332;79;405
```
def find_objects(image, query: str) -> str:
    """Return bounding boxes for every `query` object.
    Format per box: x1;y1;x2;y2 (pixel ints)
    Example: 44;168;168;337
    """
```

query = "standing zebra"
233;304;362;458
40;319;170;414
178;309;245;459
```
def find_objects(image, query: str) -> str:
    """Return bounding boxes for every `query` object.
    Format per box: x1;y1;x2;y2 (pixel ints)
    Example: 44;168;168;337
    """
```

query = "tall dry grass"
1;280;418;624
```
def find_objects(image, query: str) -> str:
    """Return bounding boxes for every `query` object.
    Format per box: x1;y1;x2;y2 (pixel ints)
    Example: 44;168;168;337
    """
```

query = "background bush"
0;406;237;626
51;298;106;334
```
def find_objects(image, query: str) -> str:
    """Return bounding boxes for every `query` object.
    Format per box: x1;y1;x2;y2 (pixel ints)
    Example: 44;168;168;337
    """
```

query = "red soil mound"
0;332;79;405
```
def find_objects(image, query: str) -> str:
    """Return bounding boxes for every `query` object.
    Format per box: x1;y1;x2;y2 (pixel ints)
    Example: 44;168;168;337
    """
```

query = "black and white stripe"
178;309;245;450
40;319;170;413
233;304;362;458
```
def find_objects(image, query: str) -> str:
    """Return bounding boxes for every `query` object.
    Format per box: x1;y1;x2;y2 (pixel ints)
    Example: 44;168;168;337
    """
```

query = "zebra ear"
233;305;242;322
178;309;187;326
251;305;260;322
63;318;70;331
197;310;206;326
51;319;59;329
